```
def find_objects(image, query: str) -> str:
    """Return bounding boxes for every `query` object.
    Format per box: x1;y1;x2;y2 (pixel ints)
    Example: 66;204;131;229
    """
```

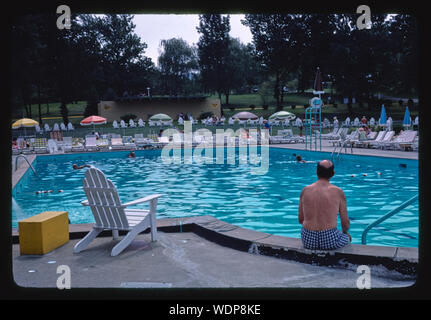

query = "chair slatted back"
383;131;395;142
83;168;129;230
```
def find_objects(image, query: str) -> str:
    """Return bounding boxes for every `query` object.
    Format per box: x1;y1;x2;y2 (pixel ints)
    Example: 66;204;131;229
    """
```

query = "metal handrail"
361;194;419;245
14;154;37;175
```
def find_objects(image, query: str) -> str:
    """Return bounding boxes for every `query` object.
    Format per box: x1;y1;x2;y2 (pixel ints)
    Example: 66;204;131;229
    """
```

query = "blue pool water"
12;148;419;247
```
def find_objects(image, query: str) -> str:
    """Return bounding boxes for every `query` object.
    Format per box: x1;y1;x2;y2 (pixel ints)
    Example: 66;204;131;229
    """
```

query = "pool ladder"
331;139;353;159
14;154;37;176
361;194;419;245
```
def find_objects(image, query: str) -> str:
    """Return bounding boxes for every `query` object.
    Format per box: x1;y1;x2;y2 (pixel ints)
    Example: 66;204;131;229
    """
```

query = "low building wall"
98;98;221;122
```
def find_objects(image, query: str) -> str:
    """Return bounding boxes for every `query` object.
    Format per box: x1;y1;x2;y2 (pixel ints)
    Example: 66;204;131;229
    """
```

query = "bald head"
317;160;334;179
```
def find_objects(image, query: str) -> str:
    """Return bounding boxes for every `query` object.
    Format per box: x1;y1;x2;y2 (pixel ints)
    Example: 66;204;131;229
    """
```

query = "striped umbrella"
12;118;39;136
80;115;107;132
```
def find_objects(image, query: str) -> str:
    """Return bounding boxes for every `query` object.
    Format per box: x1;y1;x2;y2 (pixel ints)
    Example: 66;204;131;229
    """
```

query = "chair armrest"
123;194;163;207
81;200;89;206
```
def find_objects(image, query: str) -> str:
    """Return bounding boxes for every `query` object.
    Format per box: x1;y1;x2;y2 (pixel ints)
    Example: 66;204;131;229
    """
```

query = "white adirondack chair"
138;118;145;127
67;122;74;131
113;120;119;129
73;167;162;256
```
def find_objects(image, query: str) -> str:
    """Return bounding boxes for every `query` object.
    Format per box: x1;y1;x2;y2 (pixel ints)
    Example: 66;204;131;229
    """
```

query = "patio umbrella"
80;115;107;132
232;111;258;120
378;105;387;126
12;118;39;137
149;113;172;121
403;106;412;127
313;67;325;96
269;111;296;121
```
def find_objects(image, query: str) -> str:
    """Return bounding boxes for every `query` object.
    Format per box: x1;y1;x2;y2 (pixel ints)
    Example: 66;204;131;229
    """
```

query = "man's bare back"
298;180;349;232
298;160;351;245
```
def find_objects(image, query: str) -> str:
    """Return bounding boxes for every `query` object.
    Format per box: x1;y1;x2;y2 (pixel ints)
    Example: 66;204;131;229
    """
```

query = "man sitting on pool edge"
298;160;352;250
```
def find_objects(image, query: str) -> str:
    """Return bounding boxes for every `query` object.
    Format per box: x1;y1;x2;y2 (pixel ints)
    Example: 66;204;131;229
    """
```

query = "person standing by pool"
298;160;351;250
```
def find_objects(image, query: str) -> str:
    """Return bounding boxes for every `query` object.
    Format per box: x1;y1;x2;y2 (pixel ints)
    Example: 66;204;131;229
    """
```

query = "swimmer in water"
128;151;135;158
73;164;91;170
296;155;307;163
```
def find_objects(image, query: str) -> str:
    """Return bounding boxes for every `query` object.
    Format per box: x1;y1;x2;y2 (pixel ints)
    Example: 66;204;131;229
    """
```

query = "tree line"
11;13;418;124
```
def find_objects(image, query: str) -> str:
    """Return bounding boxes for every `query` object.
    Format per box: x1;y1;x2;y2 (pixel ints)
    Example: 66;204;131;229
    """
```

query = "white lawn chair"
113;120;119;129
47;139;59;153
148;120;156;127
53;123;60;131
344;117;351;127
35;125;43;134
110;137;126;150
67;122;74;131
120;120;127;128
371;131;395;149
60;123;67;131
122;136;136;149
72;138;85;152
73;167;162;256
172;133;183;146
62;136;73;152
353;118;360;127
96;138;109;150
228;118;235;125
129;119;136;128
85;135;98;151
138;119;145;127
352;131;378;148
44;123;51;132
384;130;418;151
369;117;376;126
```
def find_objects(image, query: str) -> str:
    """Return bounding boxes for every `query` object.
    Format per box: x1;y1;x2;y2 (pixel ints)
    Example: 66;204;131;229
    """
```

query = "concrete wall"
98;98;221;121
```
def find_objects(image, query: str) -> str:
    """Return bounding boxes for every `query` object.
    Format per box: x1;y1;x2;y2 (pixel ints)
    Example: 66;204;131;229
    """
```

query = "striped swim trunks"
301;227;350;250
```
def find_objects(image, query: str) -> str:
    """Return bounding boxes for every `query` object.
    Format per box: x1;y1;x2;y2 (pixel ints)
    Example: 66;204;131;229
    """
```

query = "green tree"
196;14;231;100
158;38;198;95
242;14;303;109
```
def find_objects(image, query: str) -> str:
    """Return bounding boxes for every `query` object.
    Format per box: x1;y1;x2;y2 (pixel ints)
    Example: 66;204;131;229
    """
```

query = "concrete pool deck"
12;216;417;288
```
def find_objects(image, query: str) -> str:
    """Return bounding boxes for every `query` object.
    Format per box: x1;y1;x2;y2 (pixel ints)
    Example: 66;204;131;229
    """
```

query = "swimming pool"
12;147;419;247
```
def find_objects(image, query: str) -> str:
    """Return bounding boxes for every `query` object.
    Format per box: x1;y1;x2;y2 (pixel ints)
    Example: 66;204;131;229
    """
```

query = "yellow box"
18;211;69;255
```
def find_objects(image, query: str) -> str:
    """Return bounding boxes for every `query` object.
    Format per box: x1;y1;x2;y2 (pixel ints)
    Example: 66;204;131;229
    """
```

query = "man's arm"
298;188;305;225
338;189;350;234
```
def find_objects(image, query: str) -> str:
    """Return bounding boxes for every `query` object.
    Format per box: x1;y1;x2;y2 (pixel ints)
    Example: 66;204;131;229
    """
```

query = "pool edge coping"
12;215;418;276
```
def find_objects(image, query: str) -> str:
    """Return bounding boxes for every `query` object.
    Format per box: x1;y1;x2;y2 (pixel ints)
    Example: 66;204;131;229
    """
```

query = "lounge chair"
321;127;339;139
172;133;183;147
85;135;98;151
34;138;48;153
61;136;73;152
96;138;110;150
110;137;126;150
370;131;395;149
383;130;418;151
72;138;85;152
351;131;378;148
73;167;162;256
122;136;136;149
